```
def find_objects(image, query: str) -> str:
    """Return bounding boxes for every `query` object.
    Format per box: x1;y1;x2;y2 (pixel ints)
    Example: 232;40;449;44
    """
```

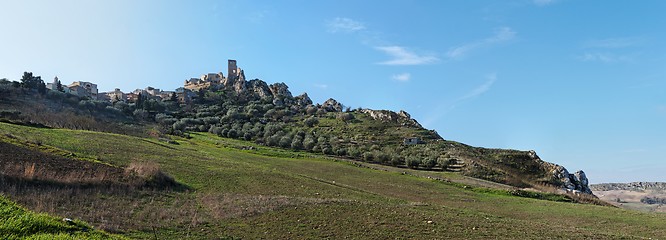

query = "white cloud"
391;73;411;82
533;0;557;6
421;73;497;127
314;84;329;89
447;27;516;59
327;17;365;33
459;73;497;101
375;46;439;65
577;52;633;63
584;37;642;49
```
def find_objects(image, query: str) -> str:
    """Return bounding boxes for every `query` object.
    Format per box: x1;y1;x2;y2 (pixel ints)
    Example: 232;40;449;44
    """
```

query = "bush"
243;132;253;141
406;157;421;169
304;116;319;127
390;155;404;166
133;109;149;121
303;135;316;150
322;147;333;155
337;112;354;122
291;136;303;150
279;135;293;148
423;158;438;169
335;148;347;156
226;129;238;138
362;152;374;162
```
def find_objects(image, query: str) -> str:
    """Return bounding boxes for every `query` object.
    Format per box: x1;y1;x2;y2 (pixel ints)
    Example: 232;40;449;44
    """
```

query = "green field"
0;195;123;239
0;122;664;239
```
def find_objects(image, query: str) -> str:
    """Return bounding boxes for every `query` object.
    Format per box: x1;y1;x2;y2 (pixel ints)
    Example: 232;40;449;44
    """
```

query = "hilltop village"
45;59;248;104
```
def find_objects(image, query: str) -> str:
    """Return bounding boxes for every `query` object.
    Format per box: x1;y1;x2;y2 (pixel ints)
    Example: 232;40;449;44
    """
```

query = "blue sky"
1;0;665;183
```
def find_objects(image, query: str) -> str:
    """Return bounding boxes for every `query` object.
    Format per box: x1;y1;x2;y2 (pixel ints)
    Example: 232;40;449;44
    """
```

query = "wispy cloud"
375;46;439;65
459;73;497;101
577;52;633;63
327;17;365;33
391;73;411;82
247;10;268;23
421;73;498;127
533;0;557;6
314;84;329;89
577;37;641;63
584;37;643;49
447;27;516;59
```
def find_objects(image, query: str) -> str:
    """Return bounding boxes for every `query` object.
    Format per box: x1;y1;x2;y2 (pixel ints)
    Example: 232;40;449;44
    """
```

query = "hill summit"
0;60;592;195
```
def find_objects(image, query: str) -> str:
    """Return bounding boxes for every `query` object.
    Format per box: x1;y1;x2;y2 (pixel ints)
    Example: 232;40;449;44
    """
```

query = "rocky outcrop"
246;79;272;99
294;93;313;107
322;98;343;112
359;109;422;128
549;164;592;194
269;82;292;98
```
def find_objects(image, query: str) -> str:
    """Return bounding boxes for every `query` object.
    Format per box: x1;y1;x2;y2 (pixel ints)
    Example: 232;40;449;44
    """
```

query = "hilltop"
4;63;656;238
0;62;593;195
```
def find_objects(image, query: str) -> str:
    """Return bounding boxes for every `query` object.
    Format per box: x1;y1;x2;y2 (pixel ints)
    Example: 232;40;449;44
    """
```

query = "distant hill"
591;182;666;213
591;182;666;192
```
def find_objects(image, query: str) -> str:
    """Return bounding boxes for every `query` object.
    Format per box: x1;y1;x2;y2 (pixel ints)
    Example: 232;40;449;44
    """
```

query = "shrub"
423;158;438;169
304;116;319;127
337;112;354;122
133;109;149;121
291;136;303;150
303;135;316;150
390;155;404;167
362;152;374;162
406;157;421;169
279;135;293;148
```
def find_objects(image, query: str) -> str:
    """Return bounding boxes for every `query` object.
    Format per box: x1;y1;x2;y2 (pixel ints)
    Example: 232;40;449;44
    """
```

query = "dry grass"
0;141;190;233
199;193;348;220
124;160;179;189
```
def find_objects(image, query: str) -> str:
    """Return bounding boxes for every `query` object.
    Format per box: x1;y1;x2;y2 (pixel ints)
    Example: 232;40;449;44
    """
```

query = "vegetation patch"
0;195;122;239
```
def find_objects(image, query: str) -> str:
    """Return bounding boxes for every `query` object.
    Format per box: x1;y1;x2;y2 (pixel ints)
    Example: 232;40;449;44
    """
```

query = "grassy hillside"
0;195;121;239
1;80;585;191
0;122;665;239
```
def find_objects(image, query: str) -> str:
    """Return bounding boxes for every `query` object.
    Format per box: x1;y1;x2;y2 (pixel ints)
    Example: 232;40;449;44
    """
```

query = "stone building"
184;59;245;91
67;81;98;99
102;88;126;102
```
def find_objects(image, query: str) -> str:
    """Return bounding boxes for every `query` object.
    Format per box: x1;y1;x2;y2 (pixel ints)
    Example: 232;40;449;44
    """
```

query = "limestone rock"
359;109;422;128
269;82;292;98
246;79;272;99
547;163;593;194
322;98;343;112
294;93;313;107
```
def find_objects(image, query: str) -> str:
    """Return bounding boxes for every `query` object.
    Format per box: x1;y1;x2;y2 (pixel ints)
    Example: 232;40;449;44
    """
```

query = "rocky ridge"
526;151;592;194
209;76;594;195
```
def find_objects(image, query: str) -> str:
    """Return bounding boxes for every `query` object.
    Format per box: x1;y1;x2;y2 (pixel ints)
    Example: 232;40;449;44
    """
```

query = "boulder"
322;98;343;112
548;164;593;194
269;82;292;98
294;93;313;107
359;109;422;127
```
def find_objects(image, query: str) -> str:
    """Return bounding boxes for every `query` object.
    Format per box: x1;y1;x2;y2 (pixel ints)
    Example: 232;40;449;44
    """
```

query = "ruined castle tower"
228;59;238;80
